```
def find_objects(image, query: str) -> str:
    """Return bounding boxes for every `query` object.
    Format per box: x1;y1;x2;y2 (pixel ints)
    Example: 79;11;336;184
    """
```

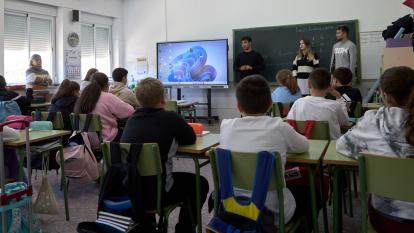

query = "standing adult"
292;38;320;96
234;36;265;82
25;54;53;88
330;25;357;77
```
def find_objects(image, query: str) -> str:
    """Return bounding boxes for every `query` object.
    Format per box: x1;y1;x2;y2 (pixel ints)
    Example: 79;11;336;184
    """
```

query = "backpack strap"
287;120;315;139
83;114;93;132
46;111;56;123
215;148;275;222
34;111;41;121
73;113;80;131
127;143;142;166
109;141;122;164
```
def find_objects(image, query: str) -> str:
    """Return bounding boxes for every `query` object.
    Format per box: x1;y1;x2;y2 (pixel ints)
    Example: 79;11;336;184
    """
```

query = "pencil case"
30;121;53;131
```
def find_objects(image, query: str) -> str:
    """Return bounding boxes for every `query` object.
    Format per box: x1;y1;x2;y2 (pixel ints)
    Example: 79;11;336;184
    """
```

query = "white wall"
122;0;413;119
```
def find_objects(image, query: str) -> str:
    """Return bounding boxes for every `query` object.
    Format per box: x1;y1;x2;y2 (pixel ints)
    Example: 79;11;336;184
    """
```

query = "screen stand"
175;88;219;124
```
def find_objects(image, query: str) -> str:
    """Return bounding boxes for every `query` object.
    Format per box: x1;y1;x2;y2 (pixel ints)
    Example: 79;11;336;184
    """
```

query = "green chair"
288;120;330;140
70;113;103;142
31;111;65;130
165;101;178;112
208;149;308;233
101;142;192;232
352;102;362;118
359;152;414;233
272;102;294;118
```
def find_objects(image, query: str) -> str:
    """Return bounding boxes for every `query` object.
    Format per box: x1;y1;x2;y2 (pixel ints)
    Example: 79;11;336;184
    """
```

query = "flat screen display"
157;39;229;88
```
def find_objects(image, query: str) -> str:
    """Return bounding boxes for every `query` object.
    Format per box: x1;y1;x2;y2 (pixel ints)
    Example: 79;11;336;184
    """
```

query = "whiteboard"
360;31;385;80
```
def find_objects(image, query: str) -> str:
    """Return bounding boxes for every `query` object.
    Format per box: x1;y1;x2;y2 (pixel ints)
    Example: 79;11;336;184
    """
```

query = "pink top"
92;92;134;141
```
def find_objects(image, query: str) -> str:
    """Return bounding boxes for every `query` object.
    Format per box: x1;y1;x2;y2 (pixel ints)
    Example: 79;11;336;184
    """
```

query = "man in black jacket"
234;36;266;82
121;78;209;233
0;75;33;115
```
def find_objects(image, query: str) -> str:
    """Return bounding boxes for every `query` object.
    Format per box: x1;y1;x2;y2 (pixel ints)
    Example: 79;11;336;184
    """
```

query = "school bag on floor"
206;148;275;233
77;142;145;233
56;114;99;183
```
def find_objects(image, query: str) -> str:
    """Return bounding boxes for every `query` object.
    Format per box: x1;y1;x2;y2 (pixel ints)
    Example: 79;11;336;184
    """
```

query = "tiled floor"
30;123;361;233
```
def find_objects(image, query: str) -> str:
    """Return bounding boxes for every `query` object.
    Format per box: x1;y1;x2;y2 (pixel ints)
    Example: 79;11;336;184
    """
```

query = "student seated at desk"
271;69;302;103
109;68;139;108
75;72;134;142
336;66;414;231
0;75;33;115
287;68;349;139
49;79;80;130
121;78;208;233
326;67;362;117
220;75;312;232
80;68;98;92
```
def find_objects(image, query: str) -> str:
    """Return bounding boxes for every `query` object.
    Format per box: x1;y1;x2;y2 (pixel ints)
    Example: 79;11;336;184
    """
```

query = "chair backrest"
31;111;64;130
101;142;163;212
165;101;178;112
209;149;287;231
271;102;293;118
70;113;102;131
359;152;414;233
289;120;330;140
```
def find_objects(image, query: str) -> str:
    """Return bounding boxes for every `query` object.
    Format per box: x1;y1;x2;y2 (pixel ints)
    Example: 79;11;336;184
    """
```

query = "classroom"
0;0;413;232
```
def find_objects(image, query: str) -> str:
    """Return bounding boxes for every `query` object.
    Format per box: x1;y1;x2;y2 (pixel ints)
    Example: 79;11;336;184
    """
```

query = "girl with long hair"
292;39;319;96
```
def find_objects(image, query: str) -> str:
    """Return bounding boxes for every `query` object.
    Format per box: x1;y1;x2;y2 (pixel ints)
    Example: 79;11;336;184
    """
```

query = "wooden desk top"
323;140;358;166
362;103;383;110
29;102;51;108
4;130;71;147
286;140;330;165
177;133;219;155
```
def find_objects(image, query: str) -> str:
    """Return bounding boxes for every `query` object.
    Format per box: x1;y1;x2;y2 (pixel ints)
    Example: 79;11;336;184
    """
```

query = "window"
4;12;54;84
81;24;112;78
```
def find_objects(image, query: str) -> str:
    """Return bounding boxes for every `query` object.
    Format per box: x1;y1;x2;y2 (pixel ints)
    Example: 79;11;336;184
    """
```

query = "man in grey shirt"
330;25;357;76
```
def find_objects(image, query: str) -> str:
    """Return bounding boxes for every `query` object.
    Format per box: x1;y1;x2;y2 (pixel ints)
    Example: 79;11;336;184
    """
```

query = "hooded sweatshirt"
48;95;78;130
336;107;414;220
109;81;139;107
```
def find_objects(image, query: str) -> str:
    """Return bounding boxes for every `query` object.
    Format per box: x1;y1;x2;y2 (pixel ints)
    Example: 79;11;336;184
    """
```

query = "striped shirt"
292;54;319;95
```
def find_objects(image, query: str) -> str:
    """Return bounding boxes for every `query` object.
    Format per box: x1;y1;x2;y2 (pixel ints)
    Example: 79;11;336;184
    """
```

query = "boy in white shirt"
220;75;311;232
287;68;349;139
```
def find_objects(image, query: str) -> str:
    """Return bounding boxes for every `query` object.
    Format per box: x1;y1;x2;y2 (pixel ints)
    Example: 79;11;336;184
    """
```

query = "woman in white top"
25;54;52;88
336;66;414;231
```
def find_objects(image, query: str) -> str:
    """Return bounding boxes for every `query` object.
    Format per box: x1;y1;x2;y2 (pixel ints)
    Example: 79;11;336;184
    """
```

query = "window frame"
4;10;56;84
81;23;113;77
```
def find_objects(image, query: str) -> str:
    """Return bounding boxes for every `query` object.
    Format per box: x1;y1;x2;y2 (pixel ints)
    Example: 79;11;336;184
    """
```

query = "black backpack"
77;142;145;233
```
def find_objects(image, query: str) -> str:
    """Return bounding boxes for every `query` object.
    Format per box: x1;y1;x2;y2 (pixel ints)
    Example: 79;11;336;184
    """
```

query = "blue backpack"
0;101;21;123
207;148;275;233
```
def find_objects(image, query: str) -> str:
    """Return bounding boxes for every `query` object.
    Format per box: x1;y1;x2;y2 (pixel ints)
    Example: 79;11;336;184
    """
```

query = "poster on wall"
64;50;81;80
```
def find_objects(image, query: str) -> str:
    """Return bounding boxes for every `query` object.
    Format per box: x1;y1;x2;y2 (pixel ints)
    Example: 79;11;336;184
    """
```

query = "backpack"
55;114;99;183
0;101;21;123
5;115;33;129
77;142;145;233
206;148;275;233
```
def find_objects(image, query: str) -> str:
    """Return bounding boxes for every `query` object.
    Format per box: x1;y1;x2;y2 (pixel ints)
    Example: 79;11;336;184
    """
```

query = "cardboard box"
383;47;414;70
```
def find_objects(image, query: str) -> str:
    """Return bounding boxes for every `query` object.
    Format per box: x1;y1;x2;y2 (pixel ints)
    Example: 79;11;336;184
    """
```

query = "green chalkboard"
233;20;360;83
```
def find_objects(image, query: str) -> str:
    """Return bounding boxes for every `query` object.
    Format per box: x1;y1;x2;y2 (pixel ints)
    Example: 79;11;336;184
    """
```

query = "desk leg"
319;162;329;233
333;167;343;233
58;144;69;221
308;166;319;233
191;156;202;233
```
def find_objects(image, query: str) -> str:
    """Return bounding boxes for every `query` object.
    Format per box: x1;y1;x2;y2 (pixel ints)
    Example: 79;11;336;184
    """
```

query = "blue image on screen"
167;46;216;82
157;40;228;86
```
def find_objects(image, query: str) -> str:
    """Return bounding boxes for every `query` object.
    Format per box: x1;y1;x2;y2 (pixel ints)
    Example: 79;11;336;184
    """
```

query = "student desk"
362;102;383;110
287;139;330;233
177;133;219;233
323;140;358;233
4;129;71;220
28;102;51;111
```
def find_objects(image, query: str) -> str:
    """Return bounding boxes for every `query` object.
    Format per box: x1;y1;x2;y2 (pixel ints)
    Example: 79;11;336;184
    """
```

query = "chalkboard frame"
233;20;361;84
